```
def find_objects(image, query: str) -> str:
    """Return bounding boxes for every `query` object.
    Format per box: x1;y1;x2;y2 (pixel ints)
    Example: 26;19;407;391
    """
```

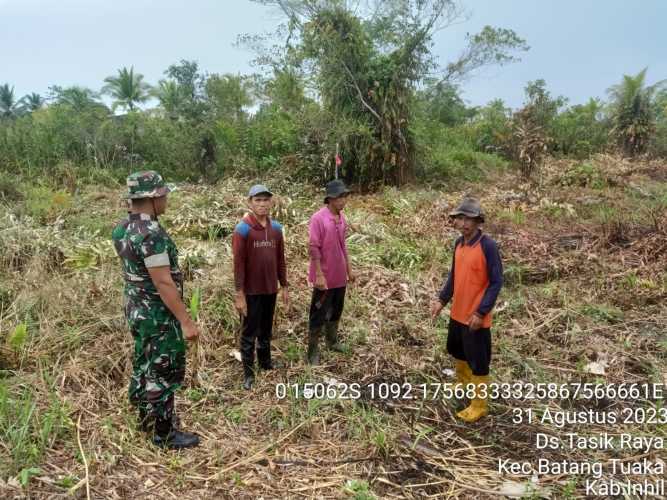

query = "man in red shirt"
431;197;503;422
233;185;289;390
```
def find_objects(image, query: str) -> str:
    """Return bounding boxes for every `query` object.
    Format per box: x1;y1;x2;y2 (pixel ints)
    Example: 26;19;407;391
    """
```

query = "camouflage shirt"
112;213;183;303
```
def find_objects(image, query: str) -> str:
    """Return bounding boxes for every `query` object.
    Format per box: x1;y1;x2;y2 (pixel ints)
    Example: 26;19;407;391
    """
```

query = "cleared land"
1;155;666;498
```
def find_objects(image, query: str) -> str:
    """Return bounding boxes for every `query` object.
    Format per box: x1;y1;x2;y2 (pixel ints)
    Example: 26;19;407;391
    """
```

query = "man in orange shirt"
431;197;503;422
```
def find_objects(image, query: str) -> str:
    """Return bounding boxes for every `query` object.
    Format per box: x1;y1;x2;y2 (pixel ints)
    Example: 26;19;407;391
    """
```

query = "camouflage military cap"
126;170;175;199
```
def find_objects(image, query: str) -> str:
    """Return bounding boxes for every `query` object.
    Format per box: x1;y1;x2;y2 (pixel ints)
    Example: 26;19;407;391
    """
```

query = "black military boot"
324;321;346;352
152;415;200;449
307;327;322;365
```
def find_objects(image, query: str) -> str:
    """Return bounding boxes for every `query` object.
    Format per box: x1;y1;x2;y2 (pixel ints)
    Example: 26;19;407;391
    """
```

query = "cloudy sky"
2;0;666;108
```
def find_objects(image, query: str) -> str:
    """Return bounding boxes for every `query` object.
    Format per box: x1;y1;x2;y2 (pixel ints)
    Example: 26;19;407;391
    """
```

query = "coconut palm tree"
607;68;667;156
48;85;107;112
0;84;22;118
20;92;45;112
102;66;152;112
153;80;187;118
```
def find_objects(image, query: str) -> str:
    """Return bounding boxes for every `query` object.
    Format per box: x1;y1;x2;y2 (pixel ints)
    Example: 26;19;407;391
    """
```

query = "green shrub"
468;99;513;154
552;99;610;158
24;186;72;223
378;238;424;271
0;106;203;180
415;121;508;182
559;162;606;189
427;146;507;182
243;105;300;173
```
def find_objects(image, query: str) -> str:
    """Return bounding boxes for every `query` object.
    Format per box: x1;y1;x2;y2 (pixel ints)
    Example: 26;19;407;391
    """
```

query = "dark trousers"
241;293;277;375
446;318;492;376
308;286;346;331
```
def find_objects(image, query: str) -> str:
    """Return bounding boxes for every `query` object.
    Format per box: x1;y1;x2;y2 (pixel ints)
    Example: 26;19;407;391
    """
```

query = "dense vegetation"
1;1;665;191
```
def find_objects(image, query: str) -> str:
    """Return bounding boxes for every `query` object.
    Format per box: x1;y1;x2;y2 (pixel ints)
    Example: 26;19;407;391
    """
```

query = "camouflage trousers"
125;299;186;421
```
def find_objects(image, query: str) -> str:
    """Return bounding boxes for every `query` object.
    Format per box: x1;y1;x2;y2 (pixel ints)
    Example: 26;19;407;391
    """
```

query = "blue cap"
248;184;273;198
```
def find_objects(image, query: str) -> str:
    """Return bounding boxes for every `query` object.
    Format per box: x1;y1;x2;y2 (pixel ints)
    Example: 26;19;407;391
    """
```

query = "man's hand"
281;287;290;310
468;312;483;331
430;299;444;319
234;292;248;317
182;319;201;341
148;265;200;337
347;269;357;283
314;272;327;290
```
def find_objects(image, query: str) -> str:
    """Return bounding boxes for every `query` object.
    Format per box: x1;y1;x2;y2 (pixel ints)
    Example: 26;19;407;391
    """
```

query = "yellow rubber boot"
453;360;472;391
456;374;490;423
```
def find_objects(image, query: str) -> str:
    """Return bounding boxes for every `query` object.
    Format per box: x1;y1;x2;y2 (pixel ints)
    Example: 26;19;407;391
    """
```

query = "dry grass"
1;155;666;498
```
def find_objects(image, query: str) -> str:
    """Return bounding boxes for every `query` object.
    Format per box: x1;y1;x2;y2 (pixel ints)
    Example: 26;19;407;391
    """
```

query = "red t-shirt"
232;214;287;295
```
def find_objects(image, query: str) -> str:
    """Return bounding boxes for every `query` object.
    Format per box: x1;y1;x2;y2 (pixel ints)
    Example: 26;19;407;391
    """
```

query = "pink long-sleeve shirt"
308;206;349;289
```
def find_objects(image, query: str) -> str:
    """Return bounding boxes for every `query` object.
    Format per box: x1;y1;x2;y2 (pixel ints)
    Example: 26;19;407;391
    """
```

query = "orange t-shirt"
450;239;493;328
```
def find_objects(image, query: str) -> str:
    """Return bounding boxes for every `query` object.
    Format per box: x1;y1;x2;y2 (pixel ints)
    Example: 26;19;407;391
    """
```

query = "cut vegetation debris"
0;155;666;498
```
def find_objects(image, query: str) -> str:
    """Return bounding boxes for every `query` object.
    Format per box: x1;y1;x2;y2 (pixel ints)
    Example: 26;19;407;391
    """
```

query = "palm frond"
102;66;153;112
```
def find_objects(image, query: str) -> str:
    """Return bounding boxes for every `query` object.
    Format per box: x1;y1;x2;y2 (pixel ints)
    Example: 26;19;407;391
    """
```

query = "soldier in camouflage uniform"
112;170;200;449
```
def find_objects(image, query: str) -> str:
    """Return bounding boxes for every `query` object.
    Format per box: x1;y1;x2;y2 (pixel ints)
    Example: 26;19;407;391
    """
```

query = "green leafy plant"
189;287;201;321
8;323;28;351
55;475;78;489
343;479;376;500
18;467;41;487
284;341;302;363
560;162;606;189
223;405;247;426
580;303;624;323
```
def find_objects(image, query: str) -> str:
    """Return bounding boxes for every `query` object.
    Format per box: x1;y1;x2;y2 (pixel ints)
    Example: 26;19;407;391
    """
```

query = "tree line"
1;0;666;188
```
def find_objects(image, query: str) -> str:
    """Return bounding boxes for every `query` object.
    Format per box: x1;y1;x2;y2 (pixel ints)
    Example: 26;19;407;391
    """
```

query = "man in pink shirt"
307;179;356;365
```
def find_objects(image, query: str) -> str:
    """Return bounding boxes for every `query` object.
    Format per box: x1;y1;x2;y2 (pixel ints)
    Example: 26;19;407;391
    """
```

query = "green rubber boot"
324;321;346;352
307;327;322;365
